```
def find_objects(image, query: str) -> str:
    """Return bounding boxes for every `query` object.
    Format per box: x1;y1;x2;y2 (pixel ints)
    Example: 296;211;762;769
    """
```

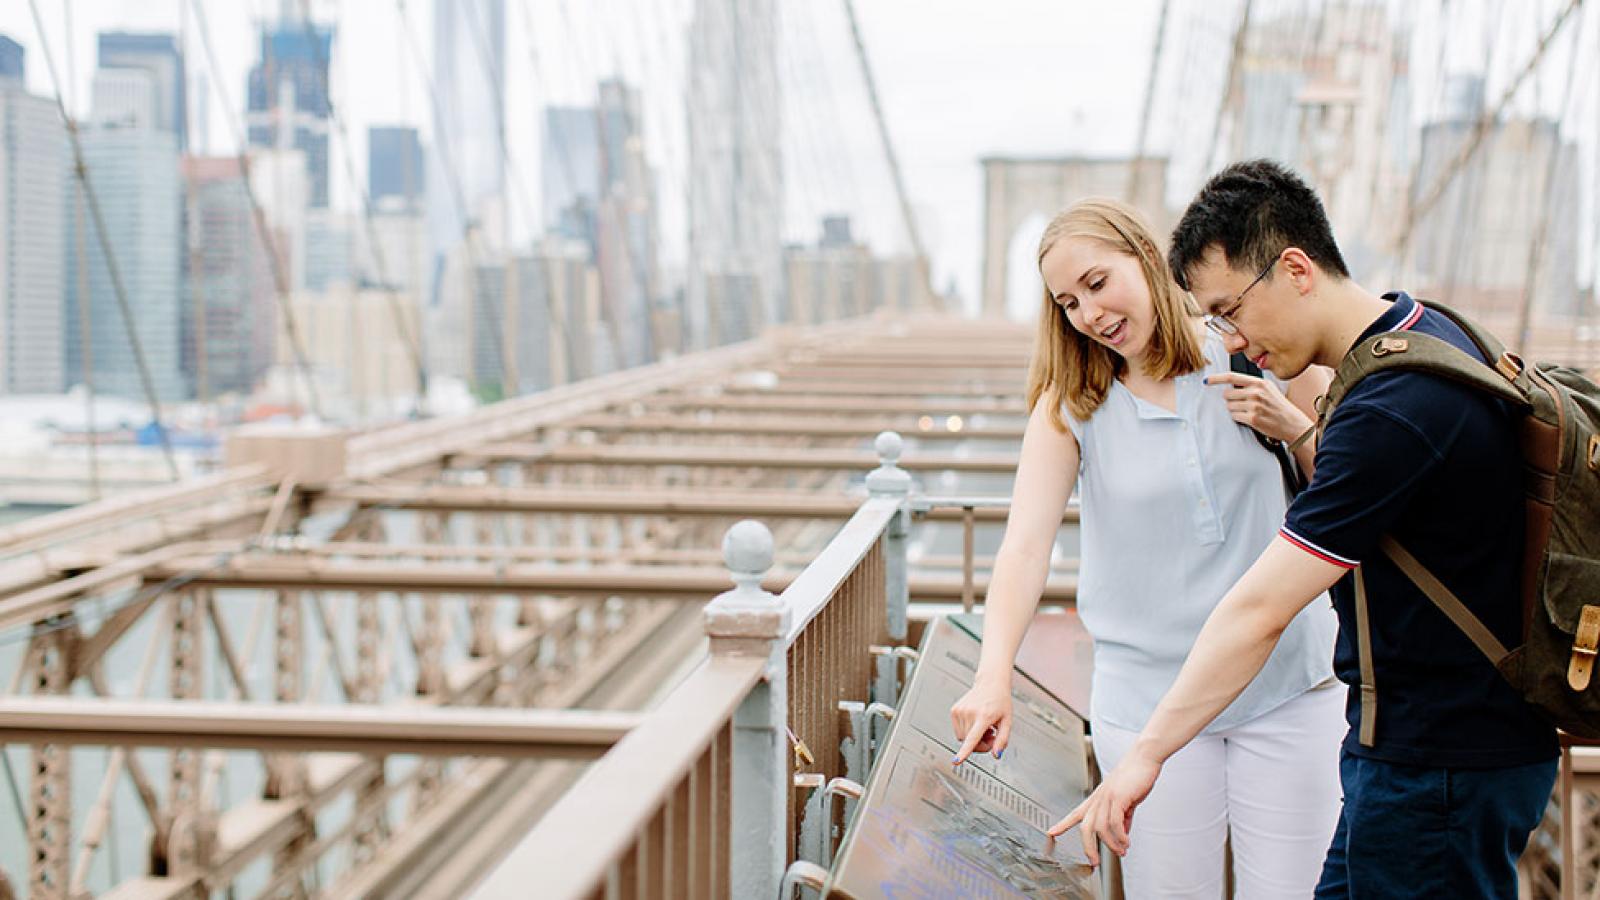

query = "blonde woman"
950;198;1342;898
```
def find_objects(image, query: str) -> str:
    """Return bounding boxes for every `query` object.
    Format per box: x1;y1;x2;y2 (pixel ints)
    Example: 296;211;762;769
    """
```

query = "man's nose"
1223;330;1249;353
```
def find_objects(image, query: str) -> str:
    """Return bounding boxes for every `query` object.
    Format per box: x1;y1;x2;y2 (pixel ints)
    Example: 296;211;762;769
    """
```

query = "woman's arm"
950;399;1080;762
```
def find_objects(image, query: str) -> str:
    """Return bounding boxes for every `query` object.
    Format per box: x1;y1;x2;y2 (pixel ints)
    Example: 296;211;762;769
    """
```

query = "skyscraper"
542;106;600;243
428;0;506;269
0;51;68;394
65;124;184;402
686;0;782;349
594;79;659;367
97;32;187;149
245;18;333;208
0;36;23;83
182;156;275;399
90;67;158;130
368;125;424;212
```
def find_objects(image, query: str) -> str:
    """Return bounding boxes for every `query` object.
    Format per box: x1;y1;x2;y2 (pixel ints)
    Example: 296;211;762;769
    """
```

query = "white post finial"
722;519;774;598
866;430;912;496
705;520;789;655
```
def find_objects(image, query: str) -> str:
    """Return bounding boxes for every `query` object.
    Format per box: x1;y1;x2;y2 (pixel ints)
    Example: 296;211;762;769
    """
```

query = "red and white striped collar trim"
1394;299;1424;332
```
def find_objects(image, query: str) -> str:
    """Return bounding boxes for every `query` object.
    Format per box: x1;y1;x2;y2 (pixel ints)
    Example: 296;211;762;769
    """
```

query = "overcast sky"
2;0;1594;310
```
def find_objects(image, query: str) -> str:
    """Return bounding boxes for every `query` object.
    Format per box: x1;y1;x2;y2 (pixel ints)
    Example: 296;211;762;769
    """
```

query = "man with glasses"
1053;159;1556;898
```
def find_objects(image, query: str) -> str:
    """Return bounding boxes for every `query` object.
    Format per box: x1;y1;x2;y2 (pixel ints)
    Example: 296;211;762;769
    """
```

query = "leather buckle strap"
1569;605;1600;692
1495;351;1525;382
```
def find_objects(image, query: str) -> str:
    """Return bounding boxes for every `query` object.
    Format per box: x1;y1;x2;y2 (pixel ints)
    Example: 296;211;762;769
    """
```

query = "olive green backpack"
1317;300;1600;744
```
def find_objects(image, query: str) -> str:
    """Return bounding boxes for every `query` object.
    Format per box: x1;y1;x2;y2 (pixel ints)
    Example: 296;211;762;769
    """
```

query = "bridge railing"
479;433;915;899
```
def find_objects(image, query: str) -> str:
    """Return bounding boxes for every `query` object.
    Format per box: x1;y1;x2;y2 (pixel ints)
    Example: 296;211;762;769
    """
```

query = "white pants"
1090;685;1345;899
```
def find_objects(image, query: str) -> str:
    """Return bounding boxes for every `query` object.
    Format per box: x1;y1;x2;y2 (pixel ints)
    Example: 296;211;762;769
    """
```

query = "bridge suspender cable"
1125;0;1171;204
840;0;944;312
294;0;431;417
1395;0;1585;265
25;0;181;480
185;0;326;421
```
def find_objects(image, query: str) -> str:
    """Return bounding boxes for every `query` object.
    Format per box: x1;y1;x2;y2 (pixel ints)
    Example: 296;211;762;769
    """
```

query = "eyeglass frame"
1202;255;1278;338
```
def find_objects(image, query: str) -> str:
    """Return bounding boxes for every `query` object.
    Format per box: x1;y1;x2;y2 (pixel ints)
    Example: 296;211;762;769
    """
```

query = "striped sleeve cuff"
1280;526;1358;569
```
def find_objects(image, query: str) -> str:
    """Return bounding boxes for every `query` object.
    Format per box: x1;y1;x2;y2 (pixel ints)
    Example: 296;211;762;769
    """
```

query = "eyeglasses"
1203;257;1277;338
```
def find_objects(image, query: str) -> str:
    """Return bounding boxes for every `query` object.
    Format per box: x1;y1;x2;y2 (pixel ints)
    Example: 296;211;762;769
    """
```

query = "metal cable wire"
24;0;181;481
185;0;326;421
293;0;431;416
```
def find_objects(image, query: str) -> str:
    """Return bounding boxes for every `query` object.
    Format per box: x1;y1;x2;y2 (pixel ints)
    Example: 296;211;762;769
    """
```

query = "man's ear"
1280;248;1316;296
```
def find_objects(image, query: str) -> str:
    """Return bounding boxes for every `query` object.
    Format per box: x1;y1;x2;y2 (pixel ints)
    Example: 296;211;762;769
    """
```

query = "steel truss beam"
325;485;1065;522
462;443;1019;472
138;555;1077;604
559;414;1025;439
0;698;638;759
636;394;1029;415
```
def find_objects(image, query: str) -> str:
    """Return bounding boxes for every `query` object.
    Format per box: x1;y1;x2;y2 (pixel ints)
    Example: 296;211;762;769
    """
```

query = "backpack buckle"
1495;352;1525;382
1372;337;1409;357
1569;605;1600;691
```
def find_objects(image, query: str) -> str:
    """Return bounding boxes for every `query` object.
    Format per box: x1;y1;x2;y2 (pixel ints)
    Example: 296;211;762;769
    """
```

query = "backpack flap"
1569;603;1600;692
1550;553;1600;691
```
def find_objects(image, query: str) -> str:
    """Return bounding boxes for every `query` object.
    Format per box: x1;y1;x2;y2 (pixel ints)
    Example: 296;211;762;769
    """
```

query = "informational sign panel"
826;616;1100;898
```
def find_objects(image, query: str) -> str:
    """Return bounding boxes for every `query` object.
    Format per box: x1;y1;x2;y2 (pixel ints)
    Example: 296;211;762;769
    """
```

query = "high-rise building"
305;209;354;290
357;208;427;296
542;106;600;243
245;19;333;208
181;156;275;399
428;0;506;271
594;79;659;368
0;37;24;83
285;283;421;422
0;63;68;394
686;0;782;349
64;125;184;402
247;146;309;291
90;67;158;130
97;32;187;149
465;239;595;393
785;218;934;325
368;125;424;212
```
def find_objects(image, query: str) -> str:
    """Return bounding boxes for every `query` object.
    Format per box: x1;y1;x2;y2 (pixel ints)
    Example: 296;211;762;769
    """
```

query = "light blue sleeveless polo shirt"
1066;333;1337;734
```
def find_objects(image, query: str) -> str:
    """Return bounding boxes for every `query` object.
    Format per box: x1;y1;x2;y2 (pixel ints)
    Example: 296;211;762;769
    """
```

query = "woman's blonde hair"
1026;198;1205;431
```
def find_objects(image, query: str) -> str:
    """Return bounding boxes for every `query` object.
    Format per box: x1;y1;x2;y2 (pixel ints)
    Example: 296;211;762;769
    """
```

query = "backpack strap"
1379;536;1509;664
1351;537;1512;749
1353;565;1378;747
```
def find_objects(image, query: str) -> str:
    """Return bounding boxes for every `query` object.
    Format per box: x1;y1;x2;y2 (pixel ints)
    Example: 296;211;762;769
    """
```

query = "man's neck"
1313;281;1394;369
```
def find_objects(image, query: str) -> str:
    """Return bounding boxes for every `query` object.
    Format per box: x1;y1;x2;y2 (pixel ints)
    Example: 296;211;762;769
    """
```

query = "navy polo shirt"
1281;292;1557;768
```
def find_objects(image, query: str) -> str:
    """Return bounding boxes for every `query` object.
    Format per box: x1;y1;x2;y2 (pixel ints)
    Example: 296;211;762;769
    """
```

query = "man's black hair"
1167;159;1351;291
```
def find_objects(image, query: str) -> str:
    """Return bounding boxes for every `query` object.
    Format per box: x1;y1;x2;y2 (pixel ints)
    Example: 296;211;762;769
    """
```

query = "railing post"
866;431;912;642
704;520;791;898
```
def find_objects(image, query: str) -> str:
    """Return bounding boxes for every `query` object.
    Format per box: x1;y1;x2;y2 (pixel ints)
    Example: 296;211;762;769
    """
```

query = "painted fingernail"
1202;375;1210;384
950;756;961;766
995;748;1004;759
